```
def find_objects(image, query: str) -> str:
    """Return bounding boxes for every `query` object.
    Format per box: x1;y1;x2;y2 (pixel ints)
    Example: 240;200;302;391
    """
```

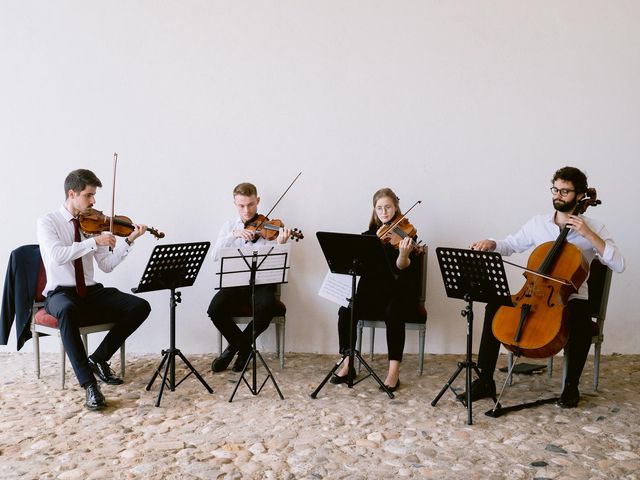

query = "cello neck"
538;190;598;274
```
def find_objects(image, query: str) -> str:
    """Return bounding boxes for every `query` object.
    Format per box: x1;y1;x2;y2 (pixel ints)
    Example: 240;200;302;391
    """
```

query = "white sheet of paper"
215;244;291;289
318;271;359;308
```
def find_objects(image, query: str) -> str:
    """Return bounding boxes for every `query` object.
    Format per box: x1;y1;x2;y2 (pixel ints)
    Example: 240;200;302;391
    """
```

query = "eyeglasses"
550;187;575;197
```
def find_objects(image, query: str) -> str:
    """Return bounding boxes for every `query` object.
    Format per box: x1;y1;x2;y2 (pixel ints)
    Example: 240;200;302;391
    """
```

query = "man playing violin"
207;182;291;373
463;166;624;408
37;169;151;410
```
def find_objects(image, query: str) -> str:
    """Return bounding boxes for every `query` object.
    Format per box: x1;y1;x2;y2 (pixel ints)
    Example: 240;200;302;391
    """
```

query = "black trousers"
44;284;151;387
337;294;410;362
207;284;277;353
477;299;593;388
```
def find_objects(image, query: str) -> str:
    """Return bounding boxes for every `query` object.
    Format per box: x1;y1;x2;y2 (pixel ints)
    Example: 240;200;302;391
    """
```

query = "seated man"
463;166;624;408
37;169;151;410
207;182;290;373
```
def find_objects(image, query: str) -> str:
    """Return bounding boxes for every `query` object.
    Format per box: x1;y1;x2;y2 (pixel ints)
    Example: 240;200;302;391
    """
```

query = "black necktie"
71;218;87;298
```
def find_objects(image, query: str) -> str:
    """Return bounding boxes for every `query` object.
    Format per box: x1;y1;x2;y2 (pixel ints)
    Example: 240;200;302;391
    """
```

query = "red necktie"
71;218;87;298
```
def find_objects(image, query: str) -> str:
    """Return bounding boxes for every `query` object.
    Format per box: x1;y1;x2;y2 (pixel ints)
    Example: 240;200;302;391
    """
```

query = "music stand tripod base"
133;242;214;407
311;232;397;400
215;244;290;402
431;247;512;425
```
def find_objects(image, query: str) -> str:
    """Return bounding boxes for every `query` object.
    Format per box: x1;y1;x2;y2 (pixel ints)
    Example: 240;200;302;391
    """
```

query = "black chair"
356;248;429;375
27;247;125;389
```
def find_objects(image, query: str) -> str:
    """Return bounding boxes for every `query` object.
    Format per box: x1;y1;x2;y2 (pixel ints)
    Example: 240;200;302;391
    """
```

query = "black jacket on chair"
1;244;40;350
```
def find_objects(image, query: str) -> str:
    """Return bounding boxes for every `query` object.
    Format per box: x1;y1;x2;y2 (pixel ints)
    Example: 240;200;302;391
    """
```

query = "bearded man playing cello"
462;166;624;408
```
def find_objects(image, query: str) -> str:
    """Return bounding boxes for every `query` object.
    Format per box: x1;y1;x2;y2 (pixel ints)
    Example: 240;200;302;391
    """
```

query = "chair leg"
562;355;568;391
120;343;126;379
547;357;554;378
60;337;66;390
369;327;375;360
418;327;425;376
280;319;285;369
356;321;363;374
33;328;41;379
276;318;285;369
593;342;601;391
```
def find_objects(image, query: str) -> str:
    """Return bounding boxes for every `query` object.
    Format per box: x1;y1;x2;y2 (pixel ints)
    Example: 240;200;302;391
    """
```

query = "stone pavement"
1;352;639;479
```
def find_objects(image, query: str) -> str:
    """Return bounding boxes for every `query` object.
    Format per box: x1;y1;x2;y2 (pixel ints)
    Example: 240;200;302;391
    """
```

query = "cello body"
492;241;589;358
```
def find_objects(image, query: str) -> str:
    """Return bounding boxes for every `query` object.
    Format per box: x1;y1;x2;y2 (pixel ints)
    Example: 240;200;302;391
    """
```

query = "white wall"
1;1;638;357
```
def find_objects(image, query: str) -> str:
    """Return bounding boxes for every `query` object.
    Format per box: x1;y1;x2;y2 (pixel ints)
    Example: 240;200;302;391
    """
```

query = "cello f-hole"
546;285;556;307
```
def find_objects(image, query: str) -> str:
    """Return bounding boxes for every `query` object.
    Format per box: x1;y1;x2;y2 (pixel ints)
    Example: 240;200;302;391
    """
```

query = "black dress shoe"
380;379;400;393
212;346;237;372
232;349;251;372
85;382;106;411
557;384;580;408
330;366;356;384
456;378;496;403
88;357;123;385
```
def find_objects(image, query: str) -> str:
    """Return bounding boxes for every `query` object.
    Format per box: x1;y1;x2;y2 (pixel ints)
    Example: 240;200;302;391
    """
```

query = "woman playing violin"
461;167;625;408
332;188;421;392
207;182;292;373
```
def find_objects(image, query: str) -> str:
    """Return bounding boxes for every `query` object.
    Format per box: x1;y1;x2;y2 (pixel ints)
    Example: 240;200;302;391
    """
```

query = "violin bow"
500;259;573;287
383;200;421;233
110;152;117;251
263;171;302;219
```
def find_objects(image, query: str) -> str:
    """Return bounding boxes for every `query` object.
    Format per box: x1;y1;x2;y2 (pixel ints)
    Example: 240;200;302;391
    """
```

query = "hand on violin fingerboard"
277;227;291;244
129;224;147;242
398;236;414;256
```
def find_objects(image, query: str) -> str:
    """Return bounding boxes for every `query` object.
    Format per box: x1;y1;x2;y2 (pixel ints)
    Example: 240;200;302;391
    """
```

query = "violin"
375;202;425;254
491;188;601;359
245;214;304;242
243;172;304;243
78;208;165;240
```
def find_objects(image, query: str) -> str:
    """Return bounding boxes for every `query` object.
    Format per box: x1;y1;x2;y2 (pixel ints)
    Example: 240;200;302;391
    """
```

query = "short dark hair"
233;182;257;197
552;166;588;194
64;169;102;198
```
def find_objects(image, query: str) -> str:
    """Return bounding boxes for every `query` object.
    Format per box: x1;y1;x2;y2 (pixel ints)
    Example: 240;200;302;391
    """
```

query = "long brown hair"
368;188;401;230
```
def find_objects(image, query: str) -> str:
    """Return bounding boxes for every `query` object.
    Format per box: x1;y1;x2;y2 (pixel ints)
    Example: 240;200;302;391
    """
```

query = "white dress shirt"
212;217;277;262
36;206;132;297
493;212;625;300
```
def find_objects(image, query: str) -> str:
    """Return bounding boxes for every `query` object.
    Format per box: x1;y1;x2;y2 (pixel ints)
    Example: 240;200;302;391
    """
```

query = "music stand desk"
133;241;213;407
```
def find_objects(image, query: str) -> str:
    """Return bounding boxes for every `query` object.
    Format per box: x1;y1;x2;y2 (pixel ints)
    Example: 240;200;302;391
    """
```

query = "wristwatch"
125;238;134;246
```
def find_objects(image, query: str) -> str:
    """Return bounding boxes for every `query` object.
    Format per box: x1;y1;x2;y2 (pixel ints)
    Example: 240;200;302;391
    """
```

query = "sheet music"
215;244;291;288
318;271;359;308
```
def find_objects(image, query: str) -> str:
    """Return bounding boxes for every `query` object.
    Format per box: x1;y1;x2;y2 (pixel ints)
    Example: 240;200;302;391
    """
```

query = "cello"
491;188;601;359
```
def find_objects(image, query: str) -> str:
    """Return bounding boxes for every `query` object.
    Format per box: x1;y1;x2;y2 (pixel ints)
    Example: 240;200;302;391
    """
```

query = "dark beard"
553;197;577;213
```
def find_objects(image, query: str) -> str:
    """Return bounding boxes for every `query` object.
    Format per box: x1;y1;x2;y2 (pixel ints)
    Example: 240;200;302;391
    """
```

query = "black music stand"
133;242;213;407
215;244;289;402
430;247;513;425
310;232;395;399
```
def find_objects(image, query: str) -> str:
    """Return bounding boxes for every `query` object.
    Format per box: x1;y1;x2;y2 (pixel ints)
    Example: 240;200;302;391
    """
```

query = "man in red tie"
37;169;151;410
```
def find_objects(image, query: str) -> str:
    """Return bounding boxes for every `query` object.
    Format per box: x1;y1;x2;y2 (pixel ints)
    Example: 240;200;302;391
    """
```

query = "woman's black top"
354;228;421;312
